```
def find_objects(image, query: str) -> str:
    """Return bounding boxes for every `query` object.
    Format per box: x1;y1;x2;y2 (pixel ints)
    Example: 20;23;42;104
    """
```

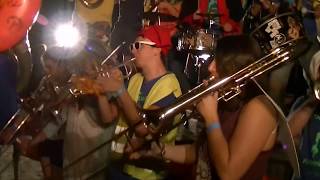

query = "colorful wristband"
206;122;220;133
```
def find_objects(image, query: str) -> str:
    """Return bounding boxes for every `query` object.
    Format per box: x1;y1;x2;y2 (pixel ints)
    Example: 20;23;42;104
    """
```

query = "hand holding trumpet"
96;66;124;93
70;66;125;96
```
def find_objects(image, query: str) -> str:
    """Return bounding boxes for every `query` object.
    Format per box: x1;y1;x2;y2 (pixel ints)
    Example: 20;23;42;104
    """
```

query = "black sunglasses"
130;41;156;51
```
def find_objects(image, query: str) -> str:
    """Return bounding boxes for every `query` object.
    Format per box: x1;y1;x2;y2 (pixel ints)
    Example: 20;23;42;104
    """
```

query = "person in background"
143;0;183;24
180;0;243;36
288;50;320;179
16;46;71;180
241;0;309;114
292;0;320;38
61;49;118;180
70;0;114;50
71;0;114;27
17;45;118;179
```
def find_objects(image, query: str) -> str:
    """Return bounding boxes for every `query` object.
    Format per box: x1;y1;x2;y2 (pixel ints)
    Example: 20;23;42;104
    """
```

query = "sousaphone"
79;0;103;9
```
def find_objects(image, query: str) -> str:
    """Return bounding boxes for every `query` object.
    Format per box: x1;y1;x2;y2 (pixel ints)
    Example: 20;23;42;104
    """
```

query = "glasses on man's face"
130;41;156;51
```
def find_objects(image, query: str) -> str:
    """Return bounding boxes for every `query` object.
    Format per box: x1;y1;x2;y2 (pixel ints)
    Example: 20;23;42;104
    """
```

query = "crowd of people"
1;0;320;180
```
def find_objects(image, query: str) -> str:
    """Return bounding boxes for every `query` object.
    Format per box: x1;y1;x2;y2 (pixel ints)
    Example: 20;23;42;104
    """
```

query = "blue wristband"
206;122;220;133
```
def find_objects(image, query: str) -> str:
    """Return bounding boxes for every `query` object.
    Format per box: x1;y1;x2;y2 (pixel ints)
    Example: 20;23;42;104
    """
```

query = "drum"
177;28;216;52
184;53;214;86
250;12;305;54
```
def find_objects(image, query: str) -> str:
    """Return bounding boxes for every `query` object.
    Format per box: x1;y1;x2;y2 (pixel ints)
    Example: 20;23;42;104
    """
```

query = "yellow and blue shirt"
111;72;182;180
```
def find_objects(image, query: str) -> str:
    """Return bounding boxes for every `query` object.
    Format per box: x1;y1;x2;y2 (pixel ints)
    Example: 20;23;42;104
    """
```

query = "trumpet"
100;42;135;79
102;57;136;78
69;57;136;96
68;41;134;96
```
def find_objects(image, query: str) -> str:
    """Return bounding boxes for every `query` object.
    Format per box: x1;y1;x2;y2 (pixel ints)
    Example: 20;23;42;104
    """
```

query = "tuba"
79;0;104;9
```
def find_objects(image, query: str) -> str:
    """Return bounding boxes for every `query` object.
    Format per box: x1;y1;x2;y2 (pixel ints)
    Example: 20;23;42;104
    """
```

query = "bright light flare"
54;23;80;48
199;53;211;60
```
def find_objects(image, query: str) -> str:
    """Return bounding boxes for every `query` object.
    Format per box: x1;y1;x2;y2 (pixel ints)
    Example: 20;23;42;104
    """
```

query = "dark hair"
215;35;262;78
215;35;265;109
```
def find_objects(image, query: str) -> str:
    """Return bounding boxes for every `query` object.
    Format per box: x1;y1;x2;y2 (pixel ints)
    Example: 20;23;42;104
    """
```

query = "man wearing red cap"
98;27;182;179
139;25;177;56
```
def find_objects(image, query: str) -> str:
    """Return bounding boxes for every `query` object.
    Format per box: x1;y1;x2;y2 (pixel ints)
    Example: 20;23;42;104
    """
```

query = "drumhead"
250;12;305;54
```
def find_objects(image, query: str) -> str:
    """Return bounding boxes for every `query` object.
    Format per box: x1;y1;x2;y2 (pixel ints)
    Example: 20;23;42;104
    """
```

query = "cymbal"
143;12;178;22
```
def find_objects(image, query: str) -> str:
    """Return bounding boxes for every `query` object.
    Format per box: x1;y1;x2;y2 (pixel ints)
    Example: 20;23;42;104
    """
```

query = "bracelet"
105;92;113;100
106;85;126;99
112;85;126;98
206;122;220;134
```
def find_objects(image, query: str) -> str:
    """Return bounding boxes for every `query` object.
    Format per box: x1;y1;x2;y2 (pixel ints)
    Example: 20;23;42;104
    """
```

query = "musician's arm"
18;121;60;150
97;72;148;135
117;91;149;136
197;94;277;179
158;1;182;18
288;96;318;140
97;94;119;123
162;143;196;164
30;110;68;146
30;131;48;146
17;131;48;155
130;141;196;164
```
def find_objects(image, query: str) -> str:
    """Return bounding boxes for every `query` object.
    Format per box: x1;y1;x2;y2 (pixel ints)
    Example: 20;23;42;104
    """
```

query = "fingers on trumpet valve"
96;71;125;93
101;64;124;80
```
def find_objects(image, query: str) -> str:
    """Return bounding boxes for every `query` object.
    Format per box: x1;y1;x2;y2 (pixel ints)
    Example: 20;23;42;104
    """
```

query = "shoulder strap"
127;73;144;102
144;73;182;108
252;78;301;177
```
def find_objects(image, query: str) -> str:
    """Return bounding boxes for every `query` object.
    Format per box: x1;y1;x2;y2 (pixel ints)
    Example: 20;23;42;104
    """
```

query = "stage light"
54;23;80;48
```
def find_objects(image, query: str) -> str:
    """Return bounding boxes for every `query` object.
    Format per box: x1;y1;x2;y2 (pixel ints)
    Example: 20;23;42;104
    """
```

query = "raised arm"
96;69;147;135
197;94;277;180
96;94;119;124
288;95;318;139
158;1;182;18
